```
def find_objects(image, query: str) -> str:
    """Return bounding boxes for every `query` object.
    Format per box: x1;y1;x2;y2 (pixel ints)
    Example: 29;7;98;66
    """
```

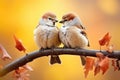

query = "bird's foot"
50;47;61;65
39;48;46;52
63;46;69;49
50;55;61;65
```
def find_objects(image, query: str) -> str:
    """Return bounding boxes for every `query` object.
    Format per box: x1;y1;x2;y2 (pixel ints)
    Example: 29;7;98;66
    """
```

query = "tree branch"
0;48;120;77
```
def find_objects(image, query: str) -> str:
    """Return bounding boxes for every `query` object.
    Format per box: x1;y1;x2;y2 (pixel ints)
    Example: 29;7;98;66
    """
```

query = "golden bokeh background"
0;0;120;80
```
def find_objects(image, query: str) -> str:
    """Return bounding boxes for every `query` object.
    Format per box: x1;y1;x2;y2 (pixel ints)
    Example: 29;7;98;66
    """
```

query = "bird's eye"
48;18;51;20
48;18;53;20
64;19;67;22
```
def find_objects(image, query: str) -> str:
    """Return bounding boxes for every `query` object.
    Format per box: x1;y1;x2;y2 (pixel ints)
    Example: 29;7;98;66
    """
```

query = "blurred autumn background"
0;0;120;80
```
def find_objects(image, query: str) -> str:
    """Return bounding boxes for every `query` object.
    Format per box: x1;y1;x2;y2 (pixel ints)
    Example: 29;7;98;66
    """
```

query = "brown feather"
42;12;56;19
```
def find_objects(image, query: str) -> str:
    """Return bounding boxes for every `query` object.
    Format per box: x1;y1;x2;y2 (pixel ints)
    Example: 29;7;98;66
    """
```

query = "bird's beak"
55;19;58;22
59;19;67;23
59;20;64;23
53;19;58;26
53;19;58;23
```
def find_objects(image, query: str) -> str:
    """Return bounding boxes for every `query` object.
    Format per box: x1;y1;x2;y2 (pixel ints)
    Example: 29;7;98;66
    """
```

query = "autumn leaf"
99;56;109;74
84;70;89;78
94;53;102;76
13;65;32;80
95;52;109;75
15;67;26;74
0;44;12;60
84;57;95;78
99;32;111;46
94;62;101;76
111;59;118;71
96;52;104;61
13;35;26;52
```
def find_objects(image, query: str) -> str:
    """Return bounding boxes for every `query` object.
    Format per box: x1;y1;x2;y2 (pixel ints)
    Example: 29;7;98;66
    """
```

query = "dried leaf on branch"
111;59;118;71
13;64;33;80
13;35;26;52
84;57;95;78
85;52;110;77
99;56;109;74
0;44;12;60
99;32;111;46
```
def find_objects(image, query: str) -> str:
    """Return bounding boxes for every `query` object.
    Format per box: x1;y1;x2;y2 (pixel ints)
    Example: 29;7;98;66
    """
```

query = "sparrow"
59;12;90;65
34;12;61;65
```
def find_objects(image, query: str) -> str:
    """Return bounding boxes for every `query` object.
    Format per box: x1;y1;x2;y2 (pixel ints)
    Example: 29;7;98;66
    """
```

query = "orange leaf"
84;57;95;78
94;67;100;76
0;44;12;60
84;70;89;78
95;52;109;75
13;35;26;52
99;32;111;46
13;66;31;80
111;59;118;71
96;52;104;61
15;67;26;74
99;57;109;74
94;63;100;76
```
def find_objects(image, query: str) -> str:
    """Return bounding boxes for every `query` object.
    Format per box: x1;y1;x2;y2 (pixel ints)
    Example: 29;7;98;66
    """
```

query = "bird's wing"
75;24;85;30
80;24;85;29
80;30;90;47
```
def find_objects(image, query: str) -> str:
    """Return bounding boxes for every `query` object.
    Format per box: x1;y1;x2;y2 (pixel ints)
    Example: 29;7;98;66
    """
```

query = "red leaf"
84;70;89;78
13;35;26;52
96;52;104;61
94;61;101;76
99;32;111;46
99;57;109;74
13;65;31;80
94;66;100;76
15;67;26;74
94;54;102;76
0;44;12;60
84;57;95;78
95;52;109;75
111;59;118;71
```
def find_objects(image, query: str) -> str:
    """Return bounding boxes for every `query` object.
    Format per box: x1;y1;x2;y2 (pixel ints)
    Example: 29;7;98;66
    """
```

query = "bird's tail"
50;55;61;65
80;56;86;65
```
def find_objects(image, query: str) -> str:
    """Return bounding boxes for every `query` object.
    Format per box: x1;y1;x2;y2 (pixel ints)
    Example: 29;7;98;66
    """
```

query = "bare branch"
0;48;120;77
